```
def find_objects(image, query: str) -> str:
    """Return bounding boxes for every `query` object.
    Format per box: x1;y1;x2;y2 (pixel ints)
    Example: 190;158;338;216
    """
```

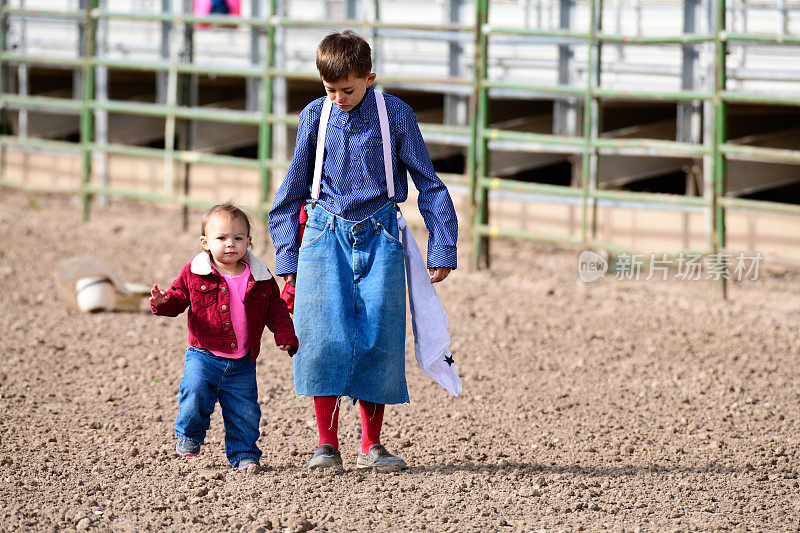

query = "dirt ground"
2;190;800;532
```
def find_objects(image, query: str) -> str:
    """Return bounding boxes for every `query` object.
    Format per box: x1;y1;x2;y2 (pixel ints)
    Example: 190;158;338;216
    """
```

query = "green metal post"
470;0;489;270
163;3;181;202
590;1;602;239
80;0;99;221
257;0;276;228
179;0;195;231
371;0;380;74
465;4;479;250
581;0;601;244
712;0;727;298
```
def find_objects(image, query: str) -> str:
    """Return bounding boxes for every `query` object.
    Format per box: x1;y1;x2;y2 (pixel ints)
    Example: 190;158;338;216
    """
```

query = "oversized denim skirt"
293;201;409;405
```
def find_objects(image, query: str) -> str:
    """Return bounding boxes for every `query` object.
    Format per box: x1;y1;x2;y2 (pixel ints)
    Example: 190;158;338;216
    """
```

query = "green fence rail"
1;0;800;298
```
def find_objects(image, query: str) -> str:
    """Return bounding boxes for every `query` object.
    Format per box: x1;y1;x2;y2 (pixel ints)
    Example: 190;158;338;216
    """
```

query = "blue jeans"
293;201;409;404
174;346;261;467
209;0;230;14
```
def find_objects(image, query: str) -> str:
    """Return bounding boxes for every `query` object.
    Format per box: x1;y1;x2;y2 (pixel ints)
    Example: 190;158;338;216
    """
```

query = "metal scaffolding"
2;0;800;297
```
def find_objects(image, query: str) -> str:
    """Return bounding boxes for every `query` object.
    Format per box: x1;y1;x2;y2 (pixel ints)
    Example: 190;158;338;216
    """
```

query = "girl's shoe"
236;457;260;471
356;444;407;472
306;444;343;471
176;439;201;456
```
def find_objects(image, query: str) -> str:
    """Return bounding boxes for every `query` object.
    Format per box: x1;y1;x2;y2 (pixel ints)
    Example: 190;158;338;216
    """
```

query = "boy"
269;31;457;471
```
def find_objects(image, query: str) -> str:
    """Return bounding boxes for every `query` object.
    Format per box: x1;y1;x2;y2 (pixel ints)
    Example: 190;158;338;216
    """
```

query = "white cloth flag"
399;215;462;396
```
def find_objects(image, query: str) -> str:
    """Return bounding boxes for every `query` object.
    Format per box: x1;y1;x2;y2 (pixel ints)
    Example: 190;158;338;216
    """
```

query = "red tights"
313;396;384;454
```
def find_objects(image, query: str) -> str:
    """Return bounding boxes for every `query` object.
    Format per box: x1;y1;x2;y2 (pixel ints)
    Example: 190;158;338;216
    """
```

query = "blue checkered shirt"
269;86;458;275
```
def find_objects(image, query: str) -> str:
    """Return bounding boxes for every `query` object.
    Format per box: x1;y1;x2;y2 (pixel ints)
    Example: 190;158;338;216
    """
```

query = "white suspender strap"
374;91;394;199
311;96;333;202
311;90;394;203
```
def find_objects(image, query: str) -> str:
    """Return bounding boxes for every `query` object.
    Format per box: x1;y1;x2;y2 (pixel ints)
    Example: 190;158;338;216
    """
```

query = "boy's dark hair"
316;30;372;82
201;202;251;237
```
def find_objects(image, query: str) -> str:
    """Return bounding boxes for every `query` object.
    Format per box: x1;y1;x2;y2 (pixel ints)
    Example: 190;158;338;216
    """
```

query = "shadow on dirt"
407;461;784;478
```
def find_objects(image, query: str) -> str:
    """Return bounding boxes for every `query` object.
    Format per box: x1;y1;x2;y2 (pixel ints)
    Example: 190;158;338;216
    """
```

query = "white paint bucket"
75;276;116;313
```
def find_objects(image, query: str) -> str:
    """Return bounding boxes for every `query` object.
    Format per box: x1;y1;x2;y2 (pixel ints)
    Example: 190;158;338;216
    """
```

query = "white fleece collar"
190;251;272;281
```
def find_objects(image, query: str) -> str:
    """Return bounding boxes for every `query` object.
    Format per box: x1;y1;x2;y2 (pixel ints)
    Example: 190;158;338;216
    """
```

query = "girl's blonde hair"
201;202;252;236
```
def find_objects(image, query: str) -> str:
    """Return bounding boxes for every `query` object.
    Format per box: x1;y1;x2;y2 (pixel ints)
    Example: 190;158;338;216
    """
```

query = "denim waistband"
187;345;252;362
304;201;396;236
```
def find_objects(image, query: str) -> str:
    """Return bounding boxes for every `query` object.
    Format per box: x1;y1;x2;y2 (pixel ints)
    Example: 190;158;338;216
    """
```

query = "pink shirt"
210;263;251;359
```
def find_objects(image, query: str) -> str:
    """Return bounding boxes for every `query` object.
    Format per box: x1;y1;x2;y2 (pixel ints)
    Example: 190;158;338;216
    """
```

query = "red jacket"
151;251;298;361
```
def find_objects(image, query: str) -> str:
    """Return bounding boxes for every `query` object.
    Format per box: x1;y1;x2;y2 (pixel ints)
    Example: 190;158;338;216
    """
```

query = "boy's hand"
282;273;296;287
428;267;451;283
278;344;297;357
149;283;169;306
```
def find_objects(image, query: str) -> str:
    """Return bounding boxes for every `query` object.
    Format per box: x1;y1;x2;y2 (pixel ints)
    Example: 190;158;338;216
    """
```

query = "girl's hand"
149;283;169;306
428;267;451;283
278;344;296;358
282;273;296;287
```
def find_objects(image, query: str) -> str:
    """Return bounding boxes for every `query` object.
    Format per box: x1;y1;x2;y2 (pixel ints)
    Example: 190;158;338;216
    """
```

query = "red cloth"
280;282;296;313
151;262;298;361
280;203;308;313
297;203;308;241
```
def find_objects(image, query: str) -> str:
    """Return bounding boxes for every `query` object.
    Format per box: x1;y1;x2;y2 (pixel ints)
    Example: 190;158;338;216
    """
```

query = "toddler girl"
150;202;297;470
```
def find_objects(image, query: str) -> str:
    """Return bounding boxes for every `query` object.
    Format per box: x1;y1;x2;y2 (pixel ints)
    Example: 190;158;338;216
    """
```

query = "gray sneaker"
356;444;407;472
306;444;343;471
176;439;200;456
236;457;260;471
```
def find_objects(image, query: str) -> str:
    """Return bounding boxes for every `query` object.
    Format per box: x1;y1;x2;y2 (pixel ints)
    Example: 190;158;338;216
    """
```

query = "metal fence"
0;0;475;220
471;0;800;298
1;0;800;297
